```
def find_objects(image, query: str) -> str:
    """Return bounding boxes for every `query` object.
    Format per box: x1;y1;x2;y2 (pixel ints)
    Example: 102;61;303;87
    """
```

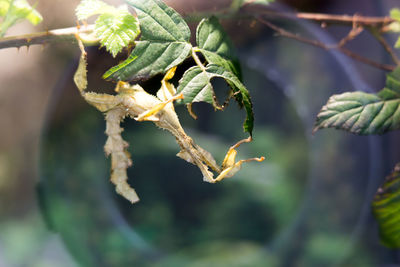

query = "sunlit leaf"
76;0;140;58
104;41;191;81
372;163;400;248
390;8;400;21
94;7;140;57
104;0;192;81
314;67;400;135
75;0;112;21
177;66;214;105
126;0;190;42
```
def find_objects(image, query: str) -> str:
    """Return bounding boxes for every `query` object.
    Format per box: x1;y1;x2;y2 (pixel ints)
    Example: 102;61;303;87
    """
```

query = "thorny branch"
0;24;94;49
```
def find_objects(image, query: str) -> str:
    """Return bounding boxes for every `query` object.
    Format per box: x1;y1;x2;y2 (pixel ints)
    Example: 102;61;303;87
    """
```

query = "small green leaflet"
0;0;42;37
76;0;140;57
177;64;254;135
313;67;400;135
372;163;400;248
94;8;140;57
103;0;192;81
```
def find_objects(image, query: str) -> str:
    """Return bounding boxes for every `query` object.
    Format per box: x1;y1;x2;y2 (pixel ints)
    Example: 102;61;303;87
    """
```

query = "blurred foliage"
0;0;42;37
372;163;400;248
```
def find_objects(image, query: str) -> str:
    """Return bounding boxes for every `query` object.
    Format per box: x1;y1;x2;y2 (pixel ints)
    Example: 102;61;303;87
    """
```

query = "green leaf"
230;0;274;10
75;0;113;21
125;0;190;42
177;66;215;104
196;17;244;107
104;41;192;81
372;163;400;248
390;8;400;21
395;38;400;49
196;16;241;79
177;64;254;135
390;8;400;49
94;7;140;57
313;67;400;135
0;0;42;37
76;1;140;57
104;0;192;81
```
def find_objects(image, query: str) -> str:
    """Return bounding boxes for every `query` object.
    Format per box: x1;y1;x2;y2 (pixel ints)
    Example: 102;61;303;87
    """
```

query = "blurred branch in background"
257;17;397;71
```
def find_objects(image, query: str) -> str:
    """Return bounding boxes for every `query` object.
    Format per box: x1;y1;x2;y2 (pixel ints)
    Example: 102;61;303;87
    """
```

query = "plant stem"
0;24;95;50
191;47;207;72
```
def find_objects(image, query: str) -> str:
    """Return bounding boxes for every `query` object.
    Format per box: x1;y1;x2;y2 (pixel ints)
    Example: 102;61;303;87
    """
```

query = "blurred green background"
1;0;400;266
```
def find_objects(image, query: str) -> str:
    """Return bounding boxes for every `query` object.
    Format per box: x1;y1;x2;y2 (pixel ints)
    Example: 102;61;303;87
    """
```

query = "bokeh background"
1;0;400;266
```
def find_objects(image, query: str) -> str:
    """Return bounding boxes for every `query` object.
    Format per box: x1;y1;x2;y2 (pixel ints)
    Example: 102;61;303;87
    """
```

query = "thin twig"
242;5;395;27
335;17;364;48
0;24;94;50
369;27;400;65
258;17;396;71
